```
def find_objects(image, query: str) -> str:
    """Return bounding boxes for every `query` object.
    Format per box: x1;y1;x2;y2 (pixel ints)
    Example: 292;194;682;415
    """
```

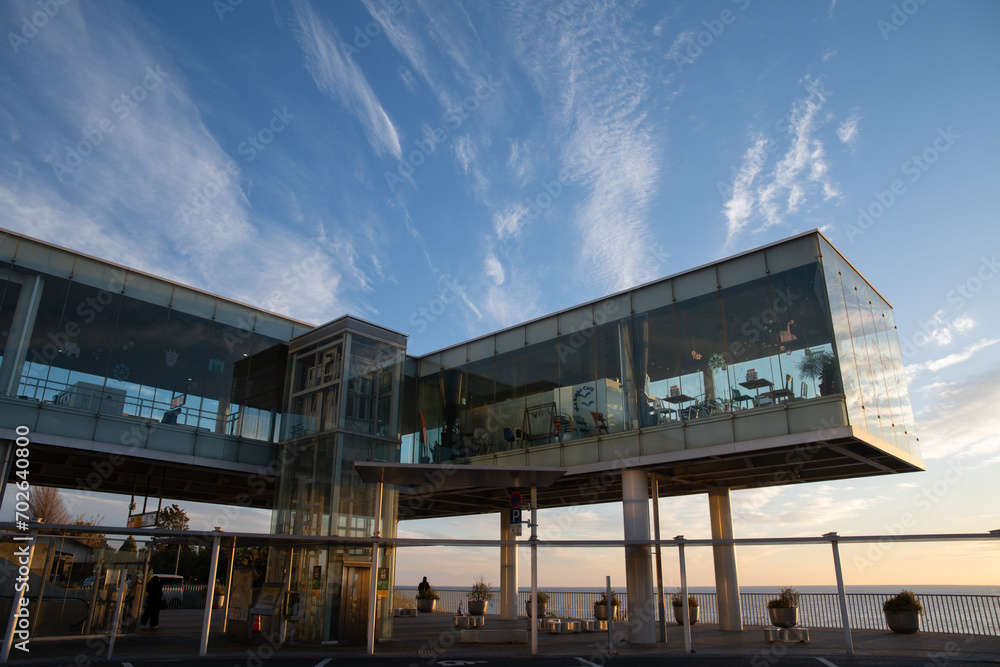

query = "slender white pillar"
200;532;222;656
708;486;742;631
621;470;656;645
500;511;517;620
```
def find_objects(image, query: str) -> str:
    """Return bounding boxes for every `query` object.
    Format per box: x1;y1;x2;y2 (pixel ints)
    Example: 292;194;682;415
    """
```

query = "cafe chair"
503;427;516;451
731;388;755;410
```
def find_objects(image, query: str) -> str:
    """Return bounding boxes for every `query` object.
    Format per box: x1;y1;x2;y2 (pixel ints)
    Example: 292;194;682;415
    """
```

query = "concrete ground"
7;608;1000;664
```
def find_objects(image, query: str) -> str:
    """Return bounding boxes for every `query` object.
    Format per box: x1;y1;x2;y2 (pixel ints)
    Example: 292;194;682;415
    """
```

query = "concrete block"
460;629;527;644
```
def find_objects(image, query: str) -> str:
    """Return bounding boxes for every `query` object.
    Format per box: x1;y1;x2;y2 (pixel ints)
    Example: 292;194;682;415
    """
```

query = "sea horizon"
399;583;999;596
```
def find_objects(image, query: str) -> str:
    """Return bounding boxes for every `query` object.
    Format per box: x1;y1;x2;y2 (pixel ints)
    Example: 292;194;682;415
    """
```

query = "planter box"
593;604;617;621
468;600;488;616
768;607;798;628
416;598;437;613
673;604;699;625
525;602;546;618
885;610;920;634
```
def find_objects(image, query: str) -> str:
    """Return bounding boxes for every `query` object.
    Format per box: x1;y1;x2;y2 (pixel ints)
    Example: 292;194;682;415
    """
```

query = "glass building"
405;232;917;474
0;228;923;645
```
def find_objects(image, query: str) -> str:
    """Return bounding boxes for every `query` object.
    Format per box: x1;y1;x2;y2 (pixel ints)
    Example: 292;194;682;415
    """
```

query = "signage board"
510;508;522;525
510;491;522;507
126;511;158;528
510;523;522;536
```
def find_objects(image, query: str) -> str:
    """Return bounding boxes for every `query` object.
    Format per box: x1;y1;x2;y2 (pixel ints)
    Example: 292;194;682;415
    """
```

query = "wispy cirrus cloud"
914;363;1000;461
722;77;842;249
292;0;402;160
837;109;861;149
500;1;665;298
0;0;365;324
906;337;1000;378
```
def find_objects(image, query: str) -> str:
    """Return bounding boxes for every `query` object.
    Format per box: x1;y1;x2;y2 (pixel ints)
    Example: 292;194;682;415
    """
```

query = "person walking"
141;575;164;629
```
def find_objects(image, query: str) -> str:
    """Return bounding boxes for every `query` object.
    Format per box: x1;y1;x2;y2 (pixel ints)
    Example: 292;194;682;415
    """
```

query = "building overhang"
387;424;924;521
1;427;276;509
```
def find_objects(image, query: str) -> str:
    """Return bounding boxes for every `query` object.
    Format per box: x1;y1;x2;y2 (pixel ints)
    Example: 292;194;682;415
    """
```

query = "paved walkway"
7;609;1000;664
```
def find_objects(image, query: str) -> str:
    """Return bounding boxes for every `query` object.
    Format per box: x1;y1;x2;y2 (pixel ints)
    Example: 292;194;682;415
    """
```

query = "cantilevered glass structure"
0;227;923;648
405;231;918;479
398;230;922;643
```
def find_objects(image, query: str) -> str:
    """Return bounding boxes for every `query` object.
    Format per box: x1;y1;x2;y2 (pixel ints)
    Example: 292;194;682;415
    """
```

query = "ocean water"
406;584;1000;595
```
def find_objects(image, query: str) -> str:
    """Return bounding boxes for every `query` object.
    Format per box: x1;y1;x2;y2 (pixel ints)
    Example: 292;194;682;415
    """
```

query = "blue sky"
1;0;998;589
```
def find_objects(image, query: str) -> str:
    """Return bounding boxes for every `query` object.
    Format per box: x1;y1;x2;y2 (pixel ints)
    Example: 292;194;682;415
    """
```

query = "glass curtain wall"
272;329;403;643
406;234;894;461
819;239;919;456
0;237;294;443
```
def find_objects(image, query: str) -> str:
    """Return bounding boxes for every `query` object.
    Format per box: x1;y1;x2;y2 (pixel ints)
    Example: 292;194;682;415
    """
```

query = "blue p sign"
510;508;522;524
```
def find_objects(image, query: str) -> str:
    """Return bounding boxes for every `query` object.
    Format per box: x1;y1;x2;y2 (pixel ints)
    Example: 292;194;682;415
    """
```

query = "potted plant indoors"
468;575;494;616
767;587;800;628
416;585;440;613
671;591;699;625
883;589;923;634
526;590;549;618
797;350;838;396
593;591;619;621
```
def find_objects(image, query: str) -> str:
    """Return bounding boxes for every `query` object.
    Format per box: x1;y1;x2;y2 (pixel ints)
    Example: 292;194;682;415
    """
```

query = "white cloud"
723;135;768;241
913;363;1000;461
0;0;367;325
837;110;861;149
484;252;505;286
453;135;475;174
493;202;528;241
906;337;1000;378
722;77;842;248
292;0;402;160
507;1;663;294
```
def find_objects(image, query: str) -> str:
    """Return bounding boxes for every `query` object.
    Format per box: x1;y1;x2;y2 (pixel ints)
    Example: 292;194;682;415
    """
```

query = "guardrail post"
676;535;692;653
825;532;854;655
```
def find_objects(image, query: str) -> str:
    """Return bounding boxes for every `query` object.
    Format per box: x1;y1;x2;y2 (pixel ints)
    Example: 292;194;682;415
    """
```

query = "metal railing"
399;588;1000;635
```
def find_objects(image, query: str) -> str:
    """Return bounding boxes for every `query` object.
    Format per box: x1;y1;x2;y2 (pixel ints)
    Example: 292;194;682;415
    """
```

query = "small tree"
118;535;137;553
416;585;440;600
767;587;800;609
469;575;494;602
28;486;70;525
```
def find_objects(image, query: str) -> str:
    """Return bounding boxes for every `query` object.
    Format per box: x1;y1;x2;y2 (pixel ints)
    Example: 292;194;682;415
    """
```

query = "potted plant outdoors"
468;575;494;616
593;591;619;621
212;582;226;609
416;585;440;613
883;589;923;634
526;590;549;618
767;587;800;628
671;591;699;625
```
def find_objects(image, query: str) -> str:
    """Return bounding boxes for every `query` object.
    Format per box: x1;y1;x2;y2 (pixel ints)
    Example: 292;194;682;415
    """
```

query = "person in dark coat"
418;576;430;595
141;576;164;628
